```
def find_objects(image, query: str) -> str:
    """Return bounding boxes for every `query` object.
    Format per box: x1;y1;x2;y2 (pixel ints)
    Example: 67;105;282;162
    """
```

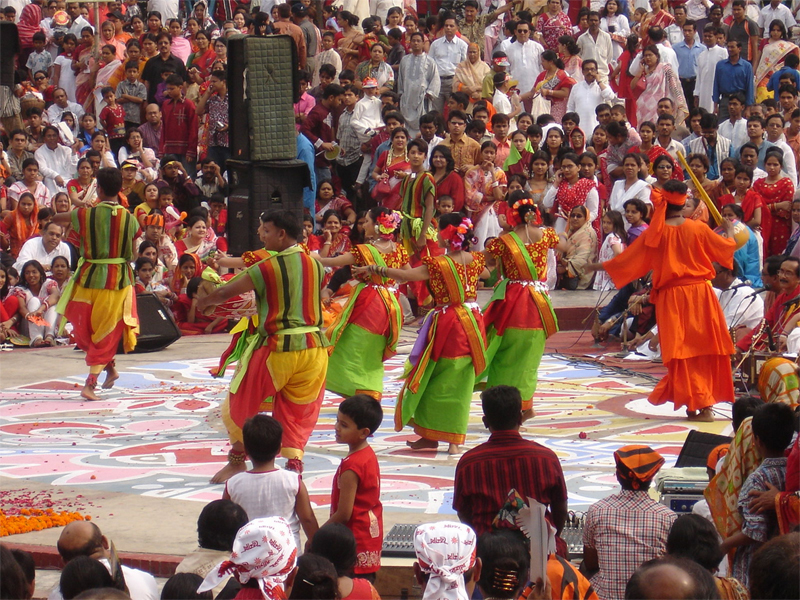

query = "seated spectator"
194;159;228;200
666;514;747;599
413;522;481;600
11;260;60;347
9;548;35;600
158;155;201;214
454;385;569;554
7;158;50;211
197;517;297;599
625;556;720;600
309;522;381;600
175;499;248;598
134;214;178;272
557;205;597;290
748;532;800;600
160;573;210;600
174;215;217;262
59;556;119;600
52;521;159;600
583;445;677;600
67;158;98;208
13;222;71;276
286;555;339;600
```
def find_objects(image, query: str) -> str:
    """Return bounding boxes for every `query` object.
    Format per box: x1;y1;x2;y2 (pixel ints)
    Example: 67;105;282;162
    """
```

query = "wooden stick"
677;151;723;225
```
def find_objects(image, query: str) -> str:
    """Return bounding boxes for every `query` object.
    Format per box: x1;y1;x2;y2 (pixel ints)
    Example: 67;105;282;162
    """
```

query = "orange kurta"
603;220;736;411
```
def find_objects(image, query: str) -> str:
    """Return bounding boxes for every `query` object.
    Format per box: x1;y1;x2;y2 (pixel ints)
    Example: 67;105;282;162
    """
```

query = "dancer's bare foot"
522;408;536;422
687;408;714;422
448;443;462;455
102;364;119;389
210;461;246;484
80;384;100;401
407;438;438;450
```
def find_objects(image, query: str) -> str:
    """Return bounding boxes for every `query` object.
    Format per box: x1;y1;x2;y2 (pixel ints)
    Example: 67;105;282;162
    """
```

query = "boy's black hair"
732;396;764;432
562;112;580;125
481;385;522;431
339;394;383;434
134;257;154;272
751;403;795;453
242;414;283;463
185;276;203;299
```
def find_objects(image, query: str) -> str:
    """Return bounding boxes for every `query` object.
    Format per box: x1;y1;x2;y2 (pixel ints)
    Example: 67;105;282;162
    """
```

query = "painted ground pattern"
0;352;734;514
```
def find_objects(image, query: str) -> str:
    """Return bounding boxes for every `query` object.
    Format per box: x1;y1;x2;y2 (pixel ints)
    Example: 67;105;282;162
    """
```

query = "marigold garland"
0;508;89;537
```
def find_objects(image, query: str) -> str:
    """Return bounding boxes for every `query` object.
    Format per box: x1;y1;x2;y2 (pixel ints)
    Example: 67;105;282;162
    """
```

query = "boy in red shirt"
326;395;383;580
99;86;127;155
159;74;198;176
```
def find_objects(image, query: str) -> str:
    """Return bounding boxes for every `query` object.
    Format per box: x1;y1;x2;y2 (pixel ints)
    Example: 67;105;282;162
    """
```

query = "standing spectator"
140;32;188;105
583;445;677;600
138;104;163;158
694;25;728;113
159;74;198;175
758;0;796;39
460;0;519;59
98;87;127;156
566;60;615;137
27;32;53;83
506;20;543;111
538;0;573;52
632;45;688;127
713;40;754;121
686;113;732;181
351;78;383;188
428;14;468;114
729;0;760;68
115;61;147;130
577;12;614;83
314;33;342;87
292;3;318;65
454;385;569;551
196;70;229;173
673;20;703;107
301;84;345;184
272;3;307;70
397;32;440;137
440;110;481;175
335;85;362;202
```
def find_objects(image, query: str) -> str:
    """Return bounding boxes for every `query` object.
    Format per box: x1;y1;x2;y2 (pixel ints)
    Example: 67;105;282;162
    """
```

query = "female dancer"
356;213;489;454
317;207;410;399
482;195;568;417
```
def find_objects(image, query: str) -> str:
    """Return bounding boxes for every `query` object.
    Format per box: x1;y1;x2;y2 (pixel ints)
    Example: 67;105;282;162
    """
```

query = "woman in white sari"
83;44;121;115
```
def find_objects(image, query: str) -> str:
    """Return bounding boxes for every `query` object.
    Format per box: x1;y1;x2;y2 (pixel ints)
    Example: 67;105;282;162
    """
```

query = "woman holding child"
482;193;569;418
354;213;489;455
316;207;410;400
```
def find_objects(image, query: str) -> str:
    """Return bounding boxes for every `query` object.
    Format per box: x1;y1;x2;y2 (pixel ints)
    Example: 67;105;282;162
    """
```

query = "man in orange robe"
590;180;737;421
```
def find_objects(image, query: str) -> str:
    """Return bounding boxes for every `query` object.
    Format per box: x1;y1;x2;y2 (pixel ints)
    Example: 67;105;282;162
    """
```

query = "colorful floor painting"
0;349;734;517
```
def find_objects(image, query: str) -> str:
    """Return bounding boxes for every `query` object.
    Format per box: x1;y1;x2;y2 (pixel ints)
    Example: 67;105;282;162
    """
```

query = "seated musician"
711;261;764;344
737;256;800;353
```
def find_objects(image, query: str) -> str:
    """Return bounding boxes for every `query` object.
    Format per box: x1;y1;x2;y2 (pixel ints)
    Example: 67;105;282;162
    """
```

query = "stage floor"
0;328;734;558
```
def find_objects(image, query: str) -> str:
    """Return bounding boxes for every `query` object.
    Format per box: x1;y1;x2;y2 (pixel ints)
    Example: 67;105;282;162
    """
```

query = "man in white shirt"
505;19;543;110
429;16;468;114
397;32;440;137
718;92;749;151
50;521;159;600
758;0;796;37
576;12;614;83
566;60;616;136
34;125;77;197
147;0;178;21
665;5;699;46
694;24;728;112
765;112;799;185
66;2;92;36
712;263;764;335
46;88;85;125
655;114;688;160
13;223;71;275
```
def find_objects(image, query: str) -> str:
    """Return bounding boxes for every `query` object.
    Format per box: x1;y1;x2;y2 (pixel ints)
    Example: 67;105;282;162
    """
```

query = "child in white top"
223;415;319;552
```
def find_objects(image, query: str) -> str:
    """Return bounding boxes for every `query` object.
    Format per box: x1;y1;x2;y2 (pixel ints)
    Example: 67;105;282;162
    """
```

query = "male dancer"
55;168;140;400
197;210;328;481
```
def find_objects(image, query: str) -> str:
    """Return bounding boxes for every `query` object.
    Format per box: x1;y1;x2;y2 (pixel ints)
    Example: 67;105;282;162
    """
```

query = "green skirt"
397;355;475;445
326;323;387;399
482;327;546;409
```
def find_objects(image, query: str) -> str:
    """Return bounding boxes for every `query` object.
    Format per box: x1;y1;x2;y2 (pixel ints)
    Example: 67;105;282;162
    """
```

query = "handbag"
530;93;551;120
371;176;393;201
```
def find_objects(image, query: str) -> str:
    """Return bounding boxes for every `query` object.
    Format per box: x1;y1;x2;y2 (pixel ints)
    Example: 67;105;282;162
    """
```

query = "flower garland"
1;508;89;536
439;217;476;250
375;210;401;239
507;198;543;228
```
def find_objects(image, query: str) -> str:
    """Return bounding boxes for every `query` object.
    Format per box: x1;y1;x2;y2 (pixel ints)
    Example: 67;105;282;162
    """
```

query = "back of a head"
481;385;522;431
73;590;131;600
309;522;357;577
751;402;795;454
197;499;249;551
666;514;724;571
242;414;283;464
161;573;211;600
476;531;529;599
749;532;800;600
625;557;720;600
60;556;117;600
0;545;28;600
732;396;762;432
288;554;340;600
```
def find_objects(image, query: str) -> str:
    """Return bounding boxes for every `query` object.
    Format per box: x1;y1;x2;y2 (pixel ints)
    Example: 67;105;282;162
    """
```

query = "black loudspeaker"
126;293;181;353
226;159;310;255
228;35;300;162
674;430;733;468
0;22;20;88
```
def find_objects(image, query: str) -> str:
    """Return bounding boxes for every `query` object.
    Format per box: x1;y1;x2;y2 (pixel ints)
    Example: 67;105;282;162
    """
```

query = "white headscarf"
414;522;477;600
197;517;297;600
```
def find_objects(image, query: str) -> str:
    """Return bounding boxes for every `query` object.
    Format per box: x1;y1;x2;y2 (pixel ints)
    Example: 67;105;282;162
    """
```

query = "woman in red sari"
187;31;216;79
629;121;684;180
640;0;674;47
16;2;43;49
754;151;794;257
717;164;766;245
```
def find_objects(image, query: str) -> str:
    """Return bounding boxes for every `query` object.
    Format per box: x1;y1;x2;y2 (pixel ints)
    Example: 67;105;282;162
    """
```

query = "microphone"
744;287;767;298
727;280;752;292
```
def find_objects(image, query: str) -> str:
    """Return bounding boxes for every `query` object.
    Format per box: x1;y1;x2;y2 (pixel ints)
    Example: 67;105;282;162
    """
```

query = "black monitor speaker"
119;293;181;353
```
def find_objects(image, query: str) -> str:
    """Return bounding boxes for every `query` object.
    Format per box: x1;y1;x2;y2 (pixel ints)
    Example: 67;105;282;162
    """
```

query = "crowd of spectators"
0;384;798;600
